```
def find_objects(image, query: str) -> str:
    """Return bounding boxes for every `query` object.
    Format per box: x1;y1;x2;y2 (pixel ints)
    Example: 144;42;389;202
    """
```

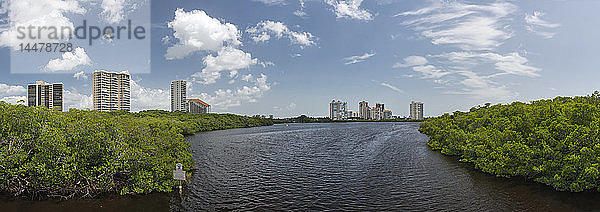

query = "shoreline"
272;115;424;124
0;103;273;200
419;93;600;193
273;121;422;124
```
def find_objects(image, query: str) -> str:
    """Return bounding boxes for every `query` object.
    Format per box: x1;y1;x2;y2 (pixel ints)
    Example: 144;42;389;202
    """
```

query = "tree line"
273;115;422;123
419;92;600;192
0;103;272;199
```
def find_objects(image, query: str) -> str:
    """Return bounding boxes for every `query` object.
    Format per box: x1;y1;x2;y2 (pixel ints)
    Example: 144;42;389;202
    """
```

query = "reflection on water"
2;123;600;211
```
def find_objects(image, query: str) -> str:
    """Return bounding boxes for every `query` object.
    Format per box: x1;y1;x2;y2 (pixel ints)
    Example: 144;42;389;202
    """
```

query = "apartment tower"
92;70;131;112
376;103;385;111
171;80;187;112
359;101;369;119
410;101;424;120
27;81;63;111
330;100;347;120
187;99;211;114
383;110;392;120
371;106;383;120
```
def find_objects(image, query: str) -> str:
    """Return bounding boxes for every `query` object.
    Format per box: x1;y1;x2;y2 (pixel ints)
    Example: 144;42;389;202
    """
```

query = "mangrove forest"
0;102;272;199
419;92;600;192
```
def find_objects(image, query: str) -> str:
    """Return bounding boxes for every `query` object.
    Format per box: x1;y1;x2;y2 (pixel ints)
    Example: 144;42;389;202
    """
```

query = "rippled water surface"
3;123;600;211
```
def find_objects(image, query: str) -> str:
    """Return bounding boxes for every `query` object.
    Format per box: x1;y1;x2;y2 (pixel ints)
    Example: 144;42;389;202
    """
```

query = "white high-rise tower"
171;80;187;112
92;70;131;112
410;101;424;120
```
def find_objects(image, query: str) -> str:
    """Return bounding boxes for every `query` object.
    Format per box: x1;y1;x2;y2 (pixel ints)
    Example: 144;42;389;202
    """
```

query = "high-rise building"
187;99;211;114
383;110;392;120
92;70;131;112
346;110;356;118
330;100;347;120
376;103;385;111
410;101;424;120
359;101;369;119
370;106;383;120
171;80;187;112
27;81;63;111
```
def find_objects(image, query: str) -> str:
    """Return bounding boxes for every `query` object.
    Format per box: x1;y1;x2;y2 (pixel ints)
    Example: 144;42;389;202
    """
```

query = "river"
2;122;600;211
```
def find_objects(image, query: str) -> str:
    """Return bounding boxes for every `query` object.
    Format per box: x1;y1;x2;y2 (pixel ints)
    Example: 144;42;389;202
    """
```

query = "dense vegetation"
273;115;422;123
419;92;600;192
0;103;272;199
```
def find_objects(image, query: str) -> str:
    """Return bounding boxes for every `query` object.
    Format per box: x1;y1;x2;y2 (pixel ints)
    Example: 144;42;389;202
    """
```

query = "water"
2;122;600;211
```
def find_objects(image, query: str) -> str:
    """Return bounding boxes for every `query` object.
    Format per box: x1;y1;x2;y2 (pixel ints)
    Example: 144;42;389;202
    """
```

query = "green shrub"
0;103;272;198
419;92;600;192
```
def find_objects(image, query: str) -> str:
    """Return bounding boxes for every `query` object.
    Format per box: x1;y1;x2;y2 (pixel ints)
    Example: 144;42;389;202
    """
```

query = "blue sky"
0;0;598;117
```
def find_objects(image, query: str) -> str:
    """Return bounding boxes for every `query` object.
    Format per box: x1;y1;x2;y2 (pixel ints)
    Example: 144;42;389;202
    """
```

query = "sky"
0;0;599;118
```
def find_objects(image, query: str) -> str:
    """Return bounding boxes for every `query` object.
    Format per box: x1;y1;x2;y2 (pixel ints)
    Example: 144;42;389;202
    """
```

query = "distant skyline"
1;0;599;117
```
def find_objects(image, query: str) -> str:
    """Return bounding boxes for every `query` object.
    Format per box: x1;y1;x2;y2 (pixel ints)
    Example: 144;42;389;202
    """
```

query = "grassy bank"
419;92;600;192
0;102;272;199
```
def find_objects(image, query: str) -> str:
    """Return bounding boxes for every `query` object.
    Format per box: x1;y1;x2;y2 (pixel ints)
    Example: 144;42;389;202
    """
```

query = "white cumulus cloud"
130;80;170;111
165;8;261;85
64;81;174;111
325;0;373;21
191;47;258;84
100;0;126;24
0;83;27;105
0;0;86;49
0;83;26;96
195;74;272;109
0;96;27;105
63;89;92;110
73;71;88;80
247;20;316;47
165;8;241;60
241;74;253;82
45;47;91;72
